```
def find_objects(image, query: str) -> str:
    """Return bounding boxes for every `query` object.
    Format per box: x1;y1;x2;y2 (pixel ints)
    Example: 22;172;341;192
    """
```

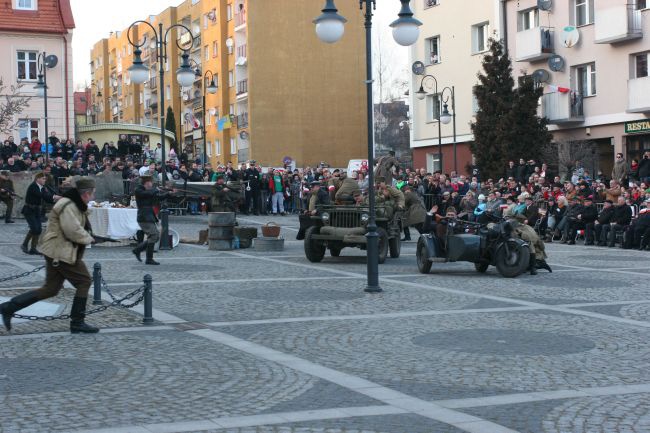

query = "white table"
88;207;139;246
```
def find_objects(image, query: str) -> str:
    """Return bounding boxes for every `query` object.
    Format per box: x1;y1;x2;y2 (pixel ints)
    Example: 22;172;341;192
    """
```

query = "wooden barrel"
208;212;236;226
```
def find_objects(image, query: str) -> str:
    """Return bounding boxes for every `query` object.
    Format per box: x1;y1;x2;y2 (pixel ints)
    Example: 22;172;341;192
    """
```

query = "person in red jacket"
29;138;42;157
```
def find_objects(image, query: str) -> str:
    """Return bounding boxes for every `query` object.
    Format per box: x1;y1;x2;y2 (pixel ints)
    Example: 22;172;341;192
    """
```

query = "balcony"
236;79;248;97
542;92;584;124
235;9;246;29
236;112;249;129
595;4;642;44
628;76;650;112
515;27;554;62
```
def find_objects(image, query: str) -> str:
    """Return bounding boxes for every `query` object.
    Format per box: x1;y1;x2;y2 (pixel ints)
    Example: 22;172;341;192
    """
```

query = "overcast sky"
70;0;409;92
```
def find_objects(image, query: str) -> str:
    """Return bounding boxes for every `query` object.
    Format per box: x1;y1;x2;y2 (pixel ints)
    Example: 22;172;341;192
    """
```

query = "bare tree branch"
0;78;31;135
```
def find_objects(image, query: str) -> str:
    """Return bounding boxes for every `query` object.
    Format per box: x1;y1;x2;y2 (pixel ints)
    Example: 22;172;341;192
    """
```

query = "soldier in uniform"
334;173;361;204
243;160;261;215
21;172;61;254
211;175;239;212
1;177;99;333
132;176;170;265
296;181;330;240
327;169;342;201
0;170;16;223
374;150;400;182
402;184;427;240
505;193;552;275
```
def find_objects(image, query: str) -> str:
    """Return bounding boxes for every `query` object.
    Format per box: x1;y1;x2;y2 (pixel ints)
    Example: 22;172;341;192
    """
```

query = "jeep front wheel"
304;226;326;262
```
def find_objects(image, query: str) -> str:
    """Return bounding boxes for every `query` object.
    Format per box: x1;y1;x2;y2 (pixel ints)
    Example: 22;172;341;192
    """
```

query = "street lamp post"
33;52;57;164
314;0;421;293
126;21;196;182
415;77;455;173
202;71;218;167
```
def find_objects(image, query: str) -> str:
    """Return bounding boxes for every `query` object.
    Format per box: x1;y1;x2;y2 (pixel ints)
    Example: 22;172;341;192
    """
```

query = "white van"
347;159;370;175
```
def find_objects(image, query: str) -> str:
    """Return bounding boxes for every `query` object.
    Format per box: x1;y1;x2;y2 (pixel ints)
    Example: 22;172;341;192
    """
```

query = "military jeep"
303;205;402;263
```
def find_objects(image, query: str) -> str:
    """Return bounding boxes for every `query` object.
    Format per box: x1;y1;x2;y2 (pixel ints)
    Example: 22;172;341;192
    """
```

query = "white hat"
478;194;485;201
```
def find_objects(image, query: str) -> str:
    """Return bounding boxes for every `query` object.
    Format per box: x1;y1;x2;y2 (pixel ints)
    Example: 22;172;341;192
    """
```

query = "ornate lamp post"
33;52;58;164
314;0;421;293
202;70;218;166
415;76;455;173
126;20;196;181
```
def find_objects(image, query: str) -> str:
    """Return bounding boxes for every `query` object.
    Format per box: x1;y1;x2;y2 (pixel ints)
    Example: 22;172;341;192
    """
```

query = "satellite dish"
532;69;551;84
412;61;425;76
225;38;234;48
240;131;249;140
562;26;580;48
548;54;565;71
537;0;552;11
44;54;58;68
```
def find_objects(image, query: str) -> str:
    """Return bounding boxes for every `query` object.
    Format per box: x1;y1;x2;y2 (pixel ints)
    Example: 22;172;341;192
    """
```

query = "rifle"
0;188;22;199
92;235;120;244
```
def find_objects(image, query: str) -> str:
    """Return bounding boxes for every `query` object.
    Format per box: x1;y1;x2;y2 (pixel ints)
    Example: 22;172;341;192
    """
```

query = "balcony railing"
236;112;249;129
236;79;248;96
628;76;650;113
595;4;642;44
515;27;554;62
235;9;246;27
542;92;584;124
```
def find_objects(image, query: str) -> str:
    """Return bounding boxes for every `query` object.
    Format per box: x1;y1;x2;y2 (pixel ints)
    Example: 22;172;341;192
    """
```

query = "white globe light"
35;86;45;98
440;113;452;124
392;23;420;46
128;65;149;85
315;19;345;44
176;68;196;87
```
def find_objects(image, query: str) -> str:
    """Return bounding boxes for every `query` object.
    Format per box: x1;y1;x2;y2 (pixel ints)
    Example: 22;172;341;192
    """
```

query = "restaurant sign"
625;120;650;134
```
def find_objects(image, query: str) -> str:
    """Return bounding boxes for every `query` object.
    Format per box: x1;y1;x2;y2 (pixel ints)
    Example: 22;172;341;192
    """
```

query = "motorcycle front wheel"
495;241;530;278
416;237;432;274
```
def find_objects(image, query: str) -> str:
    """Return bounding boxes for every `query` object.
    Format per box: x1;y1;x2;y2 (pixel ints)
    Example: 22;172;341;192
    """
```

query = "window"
424;0;439;8
426;94;441;122
427;153;442;173
472;22;489;54
17;119;39;141
635;53;649;78
207;141;212;157
227;4;233;21
575;63;596;96
426;36;441;65
472;86;479;114
204;45;209;61
518;8;539;31
216;139;221;155
228;70;234;87
637;0;648;10
212;41;218;57
166;85;171;100
229;104;235;115
15;0;36;10
16;51;38;80
230;137;236;154
574;0;594;26
204;15;208;29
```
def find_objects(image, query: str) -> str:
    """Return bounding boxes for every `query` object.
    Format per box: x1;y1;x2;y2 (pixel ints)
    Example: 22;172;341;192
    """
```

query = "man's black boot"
529;253;538;275
69;297;99;334
145;243;160;265
0;291;40;331
537;259;553;273
21;233;32;254
132;242;147;262
296;228;305;241
401;227;411;241
28;234;41;255
136;230;145;243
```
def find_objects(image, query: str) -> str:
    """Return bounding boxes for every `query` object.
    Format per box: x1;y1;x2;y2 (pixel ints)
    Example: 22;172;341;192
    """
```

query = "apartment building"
505;0;650;176
89;0;367;168
409;0;501;174
0;0;75;142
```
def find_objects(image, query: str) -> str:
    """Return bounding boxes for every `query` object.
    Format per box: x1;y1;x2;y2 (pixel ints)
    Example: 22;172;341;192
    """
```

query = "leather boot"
0;291;40;331
537;259;553;273
136;230;144;243
401;227;411;241
132;241;147;262
21;233;32;254
69;297;99;334
529;253;537;275
28;234;41;255
295;228;305;241
145;243;160;265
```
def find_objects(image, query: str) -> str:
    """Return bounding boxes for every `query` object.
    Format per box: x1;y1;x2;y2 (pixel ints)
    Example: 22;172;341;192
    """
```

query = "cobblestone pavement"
1;214;650;433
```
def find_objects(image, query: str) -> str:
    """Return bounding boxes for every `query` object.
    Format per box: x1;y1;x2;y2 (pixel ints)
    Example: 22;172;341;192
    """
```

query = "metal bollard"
143;274;153;324
92;263;102;305
159;209;171;250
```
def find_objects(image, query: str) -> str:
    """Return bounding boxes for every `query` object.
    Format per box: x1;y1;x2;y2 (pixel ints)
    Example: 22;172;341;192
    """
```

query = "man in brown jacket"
1;177;99;333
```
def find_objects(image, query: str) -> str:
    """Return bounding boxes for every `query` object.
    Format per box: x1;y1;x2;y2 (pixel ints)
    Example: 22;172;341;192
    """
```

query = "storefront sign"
625;120;650;134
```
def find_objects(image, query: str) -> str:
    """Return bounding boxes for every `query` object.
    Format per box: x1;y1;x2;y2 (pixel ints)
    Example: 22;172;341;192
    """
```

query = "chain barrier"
0;265;46;283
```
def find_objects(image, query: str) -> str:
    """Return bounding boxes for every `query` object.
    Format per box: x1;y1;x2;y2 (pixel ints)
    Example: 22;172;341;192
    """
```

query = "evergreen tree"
164;106;177;151
470;38;515;180
500;76;552;166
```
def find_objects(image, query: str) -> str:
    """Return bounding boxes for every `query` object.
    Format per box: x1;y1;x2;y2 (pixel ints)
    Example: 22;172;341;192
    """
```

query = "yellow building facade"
90;0;366;168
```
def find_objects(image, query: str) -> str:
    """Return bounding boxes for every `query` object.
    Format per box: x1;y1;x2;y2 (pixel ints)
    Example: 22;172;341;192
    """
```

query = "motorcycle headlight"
321;212;330;224
361;213;369;224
